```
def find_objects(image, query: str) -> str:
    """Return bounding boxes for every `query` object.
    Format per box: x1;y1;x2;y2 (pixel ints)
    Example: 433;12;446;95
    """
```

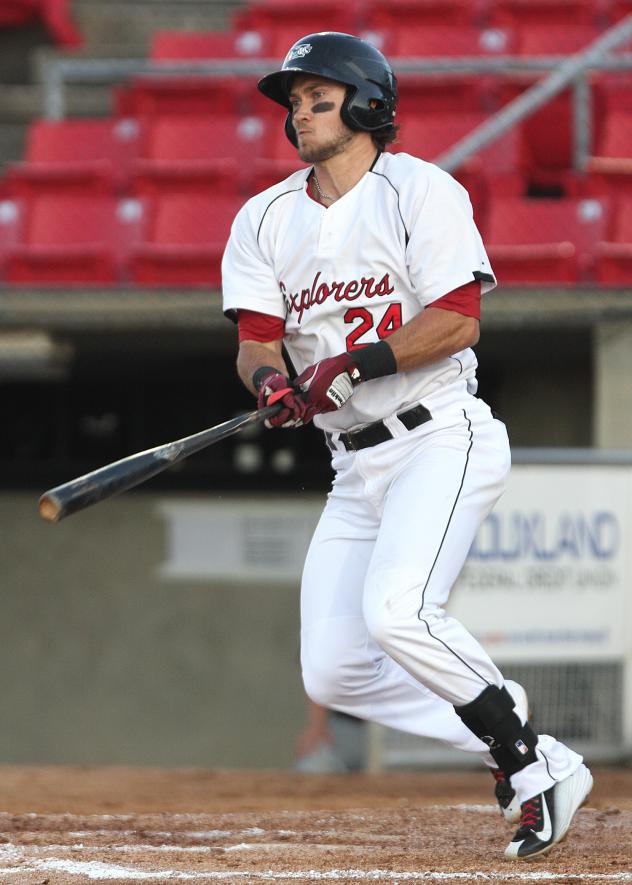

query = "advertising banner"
158;465;631;663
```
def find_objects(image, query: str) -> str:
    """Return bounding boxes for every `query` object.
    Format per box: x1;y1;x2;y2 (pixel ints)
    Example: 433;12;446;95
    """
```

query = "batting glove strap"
253;365;281;391
350;340;397;382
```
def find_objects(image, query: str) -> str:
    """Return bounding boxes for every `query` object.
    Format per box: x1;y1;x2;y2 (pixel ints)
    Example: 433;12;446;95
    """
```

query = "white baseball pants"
300;392;582;801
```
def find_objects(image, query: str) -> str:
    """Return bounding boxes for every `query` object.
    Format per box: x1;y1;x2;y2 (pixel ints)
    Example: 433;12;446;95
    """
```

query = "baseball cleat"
490;680;530;823
504;762;593;860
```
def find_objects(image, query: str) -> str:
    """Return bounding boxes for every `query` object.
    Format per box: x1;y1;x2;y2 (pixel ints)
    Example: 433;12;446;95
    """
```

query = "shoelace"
491;768;506;784
519;796;543;830
491;768;515;808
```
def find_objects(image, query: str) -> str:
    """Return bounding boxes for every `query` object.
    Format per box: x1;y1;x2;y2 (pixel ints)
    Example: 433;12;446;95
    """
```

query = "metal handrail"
436;13;632;173
42;52;632;120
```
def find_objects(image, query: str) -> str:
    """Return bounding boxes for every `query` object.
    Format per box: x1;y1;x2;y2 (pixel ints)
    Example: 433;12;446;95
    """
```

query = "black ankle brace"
454;685;538;776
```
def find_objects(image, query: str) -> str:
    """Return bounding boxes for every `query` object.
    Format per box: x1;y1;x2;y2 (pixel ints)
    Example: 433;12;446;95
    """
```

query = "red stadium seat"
233;0;359;36
390;25;518;57
396;111;520;165
591;109;632;160
498;80;605;189
257;23;342;58
0;0;82;46
610;0;632;20
41;0;83;46
4;194;144;284
4;118;142;196
587;110;632;197
130;193;244;286
150;28;270;61
397;74;498;115
489;0;606;27
363;0;484;28
594;198;632;284
114;76;250;117
485;196;609;284
515;23;600;55
131;115;268;196
0;0;34;26
597;71;632;115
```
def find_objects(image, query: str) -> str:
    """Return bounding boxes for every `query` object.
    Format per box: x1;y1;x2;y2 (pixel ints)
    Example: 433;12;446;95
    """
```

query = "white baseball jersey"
222;151;495;433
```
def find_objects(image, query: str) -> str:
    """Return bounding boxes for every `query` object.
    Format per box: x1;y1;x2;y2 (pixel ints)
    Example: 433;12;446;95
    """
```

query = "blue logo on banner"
469;512;619;561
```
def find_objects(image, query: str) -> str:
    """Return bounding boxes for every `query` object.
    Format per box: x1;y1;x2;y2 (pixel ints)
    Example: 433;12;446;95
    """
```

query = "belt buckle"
344;432;358;452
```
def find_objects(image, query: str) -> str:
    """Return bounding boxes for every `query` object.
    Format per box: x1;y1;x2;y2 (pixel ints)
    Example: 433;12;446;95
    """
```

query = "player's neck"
313;138;379;205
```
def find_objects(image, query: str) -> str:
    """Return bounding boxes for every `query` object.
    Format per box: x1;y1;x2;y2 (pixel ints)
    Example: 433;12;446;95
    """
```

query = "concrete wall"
594;320;632;448
1;491;310;766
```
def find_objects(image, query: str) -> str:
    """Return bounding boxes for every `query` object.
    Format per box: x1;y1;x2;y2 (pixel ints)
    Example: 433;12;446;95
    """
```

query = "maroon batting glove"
294;353;359;420
294;341;398;420
255;368;307;428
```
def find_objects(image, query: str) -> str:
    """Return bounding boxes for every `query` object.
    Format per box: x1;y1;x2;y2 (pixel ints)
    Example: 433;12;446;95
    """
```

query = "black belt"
325;404;432;453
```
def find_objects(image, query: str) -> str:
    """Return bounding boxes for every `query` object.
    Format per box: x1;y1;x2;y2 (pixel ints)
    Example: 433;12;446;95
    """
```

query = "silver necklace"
312;172;335;202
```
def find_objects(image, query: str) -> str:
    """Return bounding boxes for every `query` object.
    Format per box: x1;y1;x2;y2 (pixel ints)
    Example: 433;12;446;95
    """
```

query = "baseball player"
222;32;592;859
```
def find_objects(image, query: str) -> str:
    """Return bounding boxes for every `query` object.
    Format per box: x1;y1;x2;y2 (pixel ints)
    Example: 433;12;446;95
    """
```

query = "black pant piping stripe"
419;617;492;687
414;409;490;688
417;408;473;614
540;748;558;783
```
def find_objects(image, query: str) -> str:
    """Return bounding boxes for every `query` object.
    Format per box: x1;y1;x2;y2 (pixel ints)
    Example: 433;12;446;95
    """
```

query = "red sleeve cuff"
237;309;285;342
428;280;481;320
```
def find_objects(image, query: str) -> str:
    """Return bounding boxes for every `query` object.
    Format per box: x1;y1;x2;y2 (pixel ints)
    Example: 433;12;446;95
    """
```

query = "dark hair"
372;124;400;150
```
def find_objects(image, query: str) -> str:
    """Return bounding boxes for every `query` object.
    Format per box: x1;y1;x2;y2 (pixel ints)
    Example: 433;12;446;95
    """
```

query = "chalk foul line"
0;859;630;882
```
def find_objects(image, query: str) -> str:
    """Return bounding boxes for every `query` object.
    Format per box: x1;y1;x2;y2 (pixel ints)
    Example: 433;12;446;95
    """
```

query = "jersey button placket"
316;210;337;256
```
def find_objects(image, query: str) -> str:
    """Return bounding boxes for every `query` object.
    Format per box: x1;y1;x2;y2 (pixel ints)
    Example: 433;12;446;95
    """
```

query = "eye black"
311;101;335;114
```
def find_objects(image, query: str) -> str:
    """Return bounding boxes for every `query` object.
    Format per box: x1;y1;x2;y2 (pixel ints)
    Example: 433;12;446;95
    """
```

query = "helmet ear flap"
284;111;298;147
339;85;360;133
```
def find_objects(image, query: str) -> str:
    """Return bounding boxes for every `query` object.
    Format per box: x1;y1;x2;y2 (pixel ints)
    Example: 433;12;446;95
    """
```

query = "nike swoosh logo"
538;796;553;841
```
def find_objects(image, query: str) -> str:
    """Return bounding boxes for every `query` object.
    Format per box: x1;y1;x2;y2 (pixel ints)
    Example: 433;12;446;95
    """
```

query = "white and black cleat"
505;763;593;860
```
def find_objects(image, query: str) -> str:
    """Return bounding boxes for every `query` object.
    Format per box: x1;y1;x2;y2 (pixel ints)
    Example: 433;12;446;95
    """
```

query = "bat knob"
39;494;62;523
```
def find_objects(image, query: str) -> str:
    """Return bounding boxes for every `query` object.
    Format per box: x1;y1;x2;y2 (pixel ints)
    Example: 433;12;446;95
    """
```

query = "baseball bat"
38;404;280;523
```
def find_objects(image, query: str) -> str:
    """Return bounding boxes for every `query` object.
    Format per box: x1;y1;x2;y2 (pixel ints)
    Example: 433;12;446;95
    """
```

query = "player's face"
288;75;354;163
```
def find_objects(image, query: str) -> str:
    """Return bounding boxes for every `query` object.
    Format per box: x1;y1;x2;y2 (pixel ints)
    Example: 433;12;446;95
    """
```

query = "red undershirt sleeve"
237;309;285;343
427;280;481;320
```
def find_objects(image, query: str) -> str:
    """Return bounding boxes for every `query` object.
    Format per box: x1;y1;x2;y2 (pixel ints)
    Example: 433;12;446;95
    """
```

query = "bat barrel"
38;405;280;523
38;451;171;522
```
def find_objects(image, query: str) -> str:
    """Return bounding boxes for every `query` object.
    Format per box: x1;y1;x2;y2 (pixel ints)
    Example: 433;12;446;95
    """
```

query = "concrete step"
71;0;244;53
0;84;112;125
0;124;29;168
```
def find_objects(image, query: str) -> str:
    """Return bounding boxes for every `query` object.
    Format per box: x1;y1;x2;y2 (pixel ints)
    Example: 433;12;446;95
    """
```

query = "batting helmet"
257;32;398;147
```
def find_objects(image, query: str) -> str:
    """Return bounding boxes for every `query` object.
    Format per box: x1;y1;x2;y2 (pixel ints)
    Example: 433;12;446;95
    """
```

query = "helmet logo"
286;43;312;62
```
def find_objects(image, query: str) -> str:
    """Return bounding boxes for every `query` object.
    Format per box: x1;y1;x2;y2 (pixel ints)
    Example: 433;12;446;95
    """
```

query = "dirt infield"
0;766;629;882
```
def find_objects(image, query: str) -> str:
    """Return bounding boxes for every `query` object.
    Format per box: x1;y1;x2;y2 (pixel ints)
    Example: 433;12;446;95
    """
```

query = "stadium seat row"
150;22;631;62
3;106;630;201
110;68;632;119
230;0;632;31
0;192;630;286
